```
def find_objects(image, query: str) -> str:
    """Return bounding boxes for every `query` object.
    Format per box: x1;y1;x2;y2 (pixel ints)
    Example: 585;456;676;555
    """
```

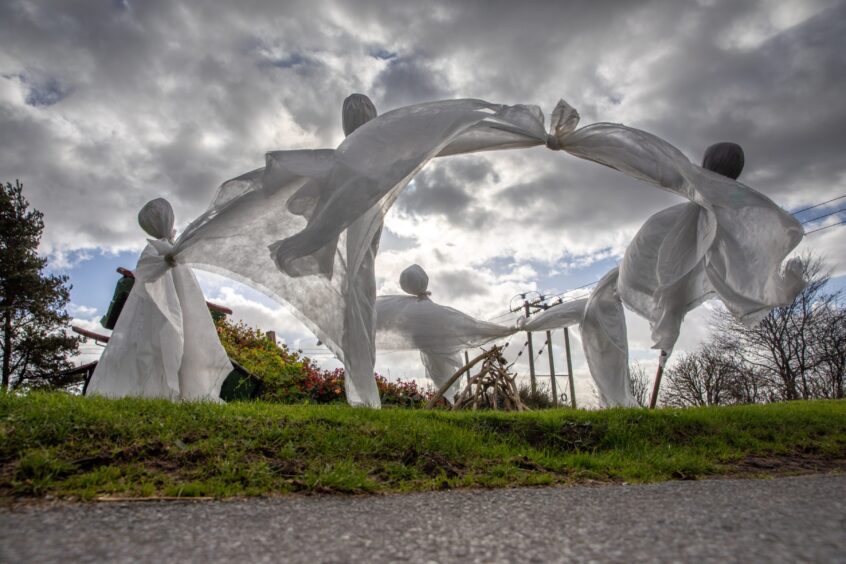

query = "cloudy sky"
2;0;845;403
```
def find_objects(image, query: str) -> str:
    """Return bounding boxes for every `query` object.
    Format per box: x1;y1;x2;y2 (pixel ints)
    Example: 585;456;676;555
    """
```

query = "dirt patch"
268;459;306;478
401;448;464;478
464;418;603;452
723;451;846;477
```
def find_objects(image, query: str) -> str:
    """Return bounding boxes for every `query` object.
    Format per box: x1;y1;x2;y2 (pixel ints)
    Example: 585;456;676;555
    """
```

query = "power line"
805;219;846;236
800;207;846;225
506;340;530;369
793;194;846;215
534;336;549;362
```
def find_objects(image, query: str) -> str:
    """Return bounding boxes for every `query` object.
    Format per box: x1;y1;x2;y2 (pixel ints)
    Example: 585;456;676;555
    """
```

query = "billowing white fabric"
270;97;803;365
580;268;638;407
521;298;588;332
271;99;578;279
375;265;637;406
169;97;578;407
87;199;232;402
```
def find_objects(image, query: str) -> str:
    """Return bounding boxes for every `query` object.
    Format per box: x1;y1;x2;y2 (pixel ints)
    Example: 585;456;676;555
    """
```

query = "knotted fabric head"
399;264;431;299
342;94;378;136
135;198;179;283
702;142;745;180
138;198;175;240
546;99;580;150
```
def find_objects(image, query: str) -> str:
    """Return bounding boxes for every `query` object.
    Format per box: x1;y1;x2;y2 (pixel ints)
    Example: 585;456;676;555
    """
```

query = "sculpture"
86;198;232;401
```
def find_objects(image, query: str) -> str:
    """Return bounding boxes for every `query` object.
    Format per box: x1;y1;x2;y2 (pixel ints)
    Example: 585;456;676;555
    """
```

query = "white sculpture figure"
376;264;636;407
171;96;580;407
376;264;528;403
615;141;805;356
86;198;232;401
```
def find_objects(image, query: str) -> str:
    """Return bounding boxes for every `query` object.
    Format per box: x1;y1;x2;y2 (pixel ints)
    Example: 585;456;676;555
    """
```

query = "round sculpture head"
399;264;429;297
138;198;175;239
342;93;378;137
702;142;745;180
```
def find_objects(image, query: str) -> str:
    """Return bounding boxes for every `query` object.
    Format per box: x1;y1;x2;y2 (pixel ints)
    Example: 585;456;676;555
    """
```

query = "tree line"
631;255;845;407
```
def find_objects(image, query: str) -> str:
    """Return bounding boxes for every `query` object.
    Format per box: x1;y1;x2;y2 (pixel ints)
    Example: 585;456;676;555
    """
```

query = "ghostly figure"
86;198;232;401
376;265;527;403
375;264;636;407
616;141;804;357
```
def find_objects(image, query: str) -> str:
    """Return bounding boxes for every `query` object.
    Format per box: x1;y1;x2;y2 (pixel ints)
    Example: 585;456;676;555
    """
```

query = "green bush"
215;318;433;406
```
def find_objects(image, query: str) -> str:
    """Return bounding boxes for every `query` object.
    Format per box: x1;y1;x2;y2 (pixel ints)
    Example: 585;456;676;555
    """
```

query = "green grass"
1;393;844;500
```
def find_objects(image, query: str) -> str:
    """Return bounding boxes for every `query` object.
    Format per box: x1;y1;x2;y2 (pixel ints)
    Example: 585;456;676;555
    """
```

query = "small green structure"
100;268;135;330
219;361;263;401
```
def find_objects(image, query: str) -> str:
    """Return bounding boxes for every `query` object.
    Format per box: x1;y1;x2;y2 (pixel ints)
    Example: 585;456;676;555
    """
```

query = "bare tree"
813;304;846;398
628;361;650;407
710;252;843;401
660;345;754;407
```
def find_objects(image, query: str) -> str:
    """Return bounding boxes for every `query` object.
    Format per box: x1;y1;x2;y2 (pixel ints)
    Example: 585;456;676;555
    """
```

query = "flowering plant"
216;318;435;406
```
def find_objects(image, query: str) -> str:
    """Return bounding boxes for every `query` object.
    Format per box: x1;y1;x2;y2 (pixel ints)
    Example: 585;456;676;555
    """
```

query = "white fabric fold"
577;126;808;351
580;268;638;407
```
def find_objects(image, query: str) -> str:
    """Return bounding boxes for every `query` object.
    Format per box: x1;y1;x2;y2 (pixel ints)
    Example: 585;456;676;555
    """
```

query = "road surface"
2;474;844;563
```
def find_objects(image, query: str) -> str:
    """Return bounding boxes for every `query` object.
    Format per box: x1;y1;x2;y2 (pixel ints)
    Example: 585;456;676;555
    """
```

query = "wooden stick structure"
649;350;668;409
426;345;529;411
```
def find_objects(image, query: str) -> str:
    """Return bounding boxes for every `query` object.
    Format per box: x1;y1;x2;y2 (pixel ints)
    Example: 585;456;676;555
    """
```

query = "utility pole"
545;330;557;406
563;327;576;408
511;290;581;408
523;300;537;393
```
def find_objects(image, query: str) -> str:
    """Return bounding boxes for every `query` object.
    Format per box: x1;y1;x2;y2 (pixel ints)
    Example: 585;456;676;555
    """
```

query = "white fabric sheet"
87;199;232;402
580;268;638;407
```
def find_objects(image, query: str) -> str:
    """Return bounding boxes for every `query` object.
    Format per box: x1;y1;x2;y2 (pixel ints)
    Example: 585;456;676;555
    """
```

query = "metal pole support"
524;300;536;394
564;327;576;408
546;330;557;406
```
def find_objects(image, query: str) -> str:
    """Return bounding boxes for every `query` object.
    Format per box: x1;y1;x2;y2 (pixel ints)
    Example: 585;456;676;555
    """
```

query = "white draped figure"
87;199;232;401
271;98;803;387
170;95;583;407
615;141;805;357
376;264;637;407
376;264;529;403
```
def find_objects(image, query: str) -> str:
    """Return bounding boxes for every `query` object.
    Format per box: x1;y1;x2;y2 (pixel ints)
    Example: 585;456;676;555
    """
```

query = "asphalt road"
2;474;844;563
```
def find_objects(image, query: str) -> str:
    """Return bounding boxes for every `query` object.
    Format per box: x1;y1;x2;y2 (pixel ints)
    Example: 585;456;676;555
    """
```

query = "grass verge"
1;393;844;501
